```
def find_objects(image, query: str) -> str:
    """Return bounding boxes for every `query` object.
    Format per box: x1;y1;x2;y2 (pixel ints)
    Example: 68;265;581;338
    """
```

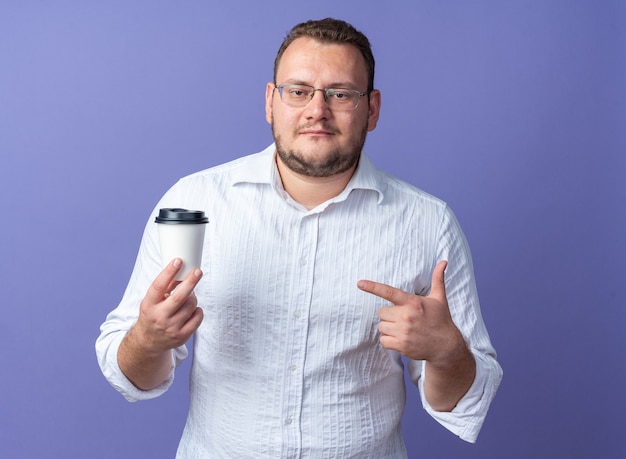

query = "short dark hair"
273;18;375;92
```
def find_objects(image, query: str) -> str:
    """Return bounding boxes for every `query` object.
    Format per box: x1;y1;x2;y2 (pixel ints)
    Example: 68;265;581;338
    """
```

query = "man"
97;18;502;458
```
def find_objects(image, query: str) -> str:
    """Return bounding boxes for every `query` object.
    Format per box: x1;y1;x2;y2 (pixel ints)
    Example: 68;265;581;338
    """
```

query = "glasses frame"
274;83;370;110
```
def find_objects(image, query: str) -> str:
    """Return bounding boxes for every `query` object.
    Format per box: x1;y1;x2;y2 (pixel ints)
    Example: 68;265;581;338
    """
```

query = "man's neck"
275;155;357;210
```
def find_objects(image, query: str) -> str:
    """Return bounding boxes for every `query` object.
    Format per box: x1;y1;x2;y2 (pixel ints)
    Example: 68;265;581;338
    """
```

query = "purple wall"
1;1;624;457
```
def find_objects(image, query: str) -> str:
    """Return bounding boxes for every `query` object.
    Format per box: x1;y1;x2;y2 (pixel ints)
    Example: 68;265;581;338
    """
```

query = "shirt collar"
230;144;276;185
231;143;385;205
344;151;385;205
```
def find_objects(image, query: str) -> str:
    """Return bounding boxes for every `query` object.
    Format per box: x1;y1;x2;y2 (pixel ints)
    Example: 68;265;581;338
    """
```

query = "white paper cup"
155;208;209;281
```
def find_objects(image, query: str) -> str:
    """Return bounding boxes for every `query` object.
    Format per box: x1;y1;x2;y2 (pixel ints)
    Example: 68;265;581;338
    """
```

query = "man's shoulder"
372;165;447;209
177;145;274;185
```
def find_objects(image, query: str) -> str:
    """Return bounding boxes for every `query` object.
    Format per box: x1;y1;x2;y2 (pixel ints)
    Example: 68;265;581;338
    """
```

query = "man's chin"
276;148;358;178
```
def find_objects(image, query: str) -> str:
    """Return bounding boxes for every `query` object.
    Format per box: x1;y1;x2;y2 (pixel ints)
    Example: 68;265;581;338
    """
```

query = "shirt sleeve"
96;327;187;402
409;349;502;442
407;205;503;442
95;185;190;402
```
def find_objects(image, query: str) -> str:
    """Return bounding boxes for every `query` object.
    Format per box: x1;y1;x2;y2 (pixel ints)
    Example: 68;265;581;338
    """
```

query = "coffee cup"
155;208;209;281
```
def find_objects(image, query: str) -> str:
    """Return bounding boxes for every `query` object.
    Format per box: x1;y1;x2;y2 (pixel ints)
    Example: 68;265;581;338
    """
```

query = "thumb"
429;260;448;301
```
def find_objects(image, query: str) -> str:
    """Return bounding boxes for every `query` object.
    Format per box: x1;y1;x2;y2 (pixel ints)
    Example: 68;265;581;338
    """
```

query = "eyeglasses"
274;84;370;110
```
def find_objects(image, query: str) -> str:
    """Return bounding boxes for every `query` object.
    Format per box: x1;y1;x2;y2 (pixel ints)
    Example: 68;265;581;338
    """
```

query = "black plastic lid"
155;208;209;224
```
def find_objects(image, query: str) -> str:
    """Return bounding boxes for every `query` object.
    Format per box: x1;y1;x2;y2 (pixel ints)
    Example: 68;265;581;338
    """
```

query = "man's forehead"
277;38;367;85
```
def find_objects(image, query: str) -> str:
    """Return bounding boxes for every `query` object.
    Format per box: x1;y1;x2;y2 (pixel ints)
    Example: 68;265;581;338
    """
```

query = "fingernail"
173;258;182;267
194;269;202;278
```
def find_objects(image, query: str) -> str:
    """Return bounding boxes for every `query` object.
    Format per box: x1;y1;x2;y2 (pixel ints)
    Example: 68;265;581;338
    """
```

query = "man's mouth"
298;125;339;136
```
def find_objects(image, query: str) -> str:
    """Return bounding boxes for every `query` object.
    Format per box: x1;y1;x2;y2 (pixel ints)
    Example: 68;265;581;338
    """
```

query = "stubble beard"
272;121;368;178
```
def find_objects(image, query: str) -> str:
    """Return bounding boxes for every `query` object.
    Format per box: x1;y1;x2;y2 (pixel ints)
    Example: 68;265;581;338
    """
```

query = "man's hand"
357;261;462;363
357;260;475;411
134;258;204;353
118;258;204;390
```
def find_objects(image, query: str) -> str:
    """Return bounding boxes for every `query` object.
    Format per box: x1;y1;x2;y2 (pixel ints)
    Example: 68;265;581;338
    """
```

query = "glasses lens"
279;85;311;106
326;89;360;109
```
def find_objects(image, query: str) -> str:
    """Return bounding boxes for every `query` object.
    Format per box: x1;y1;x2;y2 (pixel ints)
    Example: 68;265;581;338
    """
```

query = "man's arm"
357;260;475;411
422;330;476;412
118;258;204;391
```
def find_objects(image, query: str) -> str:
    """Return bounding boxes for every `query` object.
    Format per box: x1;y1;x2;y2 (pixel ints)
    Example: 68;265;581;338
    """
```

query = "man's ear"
367;89;381;132
265;82;275;125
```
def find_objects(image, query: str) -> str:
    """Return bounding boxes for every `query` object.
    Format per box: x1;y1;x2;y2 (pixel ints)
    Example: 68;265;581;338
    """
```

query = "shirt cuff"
418;349;502;443
98;332;188;402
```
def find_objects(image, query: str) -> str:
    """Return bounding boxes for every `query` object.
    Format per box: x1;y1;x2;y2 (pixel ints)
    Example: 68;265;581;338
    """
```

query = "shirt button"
285;417;293;425
289;364;297;372
299;257;307;266
294;311;302;319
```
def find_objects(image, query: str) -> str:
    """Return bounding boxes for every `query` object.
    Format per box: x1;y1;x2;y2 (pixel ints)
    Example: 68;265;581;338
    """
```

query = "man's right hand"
118;258;204;390
135;258;204;352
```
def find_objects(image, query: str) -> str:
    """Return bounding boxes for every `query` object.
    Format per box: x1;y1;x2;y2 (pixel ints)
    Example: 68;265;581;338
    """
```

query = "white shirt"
96;144;502;458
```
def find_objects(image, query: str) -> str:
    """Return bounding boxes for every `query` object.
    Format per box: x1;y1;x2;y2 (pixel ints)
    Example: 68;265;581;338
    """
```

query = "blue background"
1;1;624;457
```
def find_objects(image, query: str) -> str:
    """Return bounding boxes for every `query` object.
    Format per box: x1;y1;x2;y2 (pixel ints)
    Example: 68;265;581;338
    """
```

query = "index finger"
144;258;185;304
166;266;203;305
357;279;410;305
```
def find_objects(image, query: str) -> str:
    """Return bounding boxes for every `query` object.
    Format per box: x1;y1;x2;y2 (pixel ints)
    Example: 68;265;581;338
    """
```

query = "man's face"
265;37;380;178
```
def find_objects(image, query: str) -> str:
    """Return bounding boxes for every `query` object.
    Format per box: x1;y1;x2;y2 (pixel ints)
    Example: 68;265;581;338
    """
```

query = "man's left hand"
357;260;466;366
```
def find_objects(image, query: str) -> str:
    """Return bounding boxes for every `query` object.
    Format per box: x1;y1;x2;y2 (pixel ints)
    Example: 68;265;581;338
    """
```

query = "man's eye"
289;88;309;97
329;90;352;100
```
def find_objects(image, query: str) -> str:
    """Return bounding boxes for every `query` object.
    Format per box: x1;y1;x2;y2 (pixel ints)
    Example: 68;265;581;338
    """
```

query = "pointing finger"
357;279;410;305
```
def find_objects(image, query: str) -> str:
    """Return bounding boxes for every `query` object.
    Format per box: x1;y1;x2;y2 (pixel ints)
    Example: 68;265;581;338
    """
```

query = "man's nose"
305;89;330;115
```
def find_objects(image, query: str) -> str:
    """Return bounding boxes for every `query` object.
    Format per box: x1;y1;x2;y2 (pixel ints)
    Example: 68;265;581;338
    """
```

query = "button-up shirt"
96;144;502;458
